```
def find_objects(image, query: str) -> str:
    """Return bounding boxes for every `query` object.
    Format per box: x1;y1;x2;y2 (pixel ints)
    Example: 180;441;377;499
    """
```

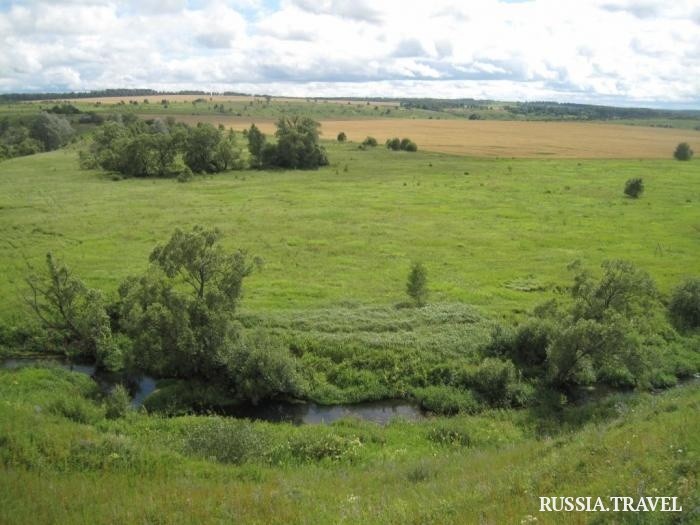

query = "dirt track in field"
148;114;700;159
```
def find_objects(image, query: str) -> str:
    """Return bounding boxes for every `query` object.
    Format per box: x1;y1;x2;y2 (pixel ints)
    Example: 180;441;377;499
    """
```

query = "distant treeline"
401;98;700;120
503;101;700;120
400;98;497;111
0;89;249;103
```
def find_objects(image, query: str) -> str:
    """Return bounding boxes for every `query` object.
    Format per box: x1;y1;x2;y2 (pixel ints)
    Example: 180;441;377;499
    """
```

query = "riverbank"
1;365;697;524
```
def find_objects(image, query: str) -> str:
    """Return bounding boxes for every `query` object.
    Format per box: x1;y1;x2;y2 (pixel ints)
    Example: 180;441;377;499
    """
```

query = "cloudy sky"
1;0;699;107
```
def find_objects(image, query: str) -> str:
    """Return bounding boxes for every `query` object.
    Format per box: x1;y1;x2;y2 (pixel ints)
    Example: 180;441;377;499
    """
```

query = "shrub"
674;142;693;161
624;178;644;198
105;384;131;419
225;330;306;405
406;262;428;307
337;132;347;142
47;396;104;425
184;418;266;464
361;136;377;147
463;358;518;406
386;137;401;151
413;386;479;415
282;431;362;463
400;138;417;152
668;277;700;329
427;421;472;447
176;166;193;183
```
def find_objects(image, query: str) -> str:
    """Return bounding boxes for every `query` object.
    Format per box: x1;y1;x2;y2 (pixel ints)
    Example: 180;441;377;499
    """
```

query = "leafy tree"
674;142;693;161
118;226;259;378
30;112;74;151
337;131;347;142
273;116;329;169
183;123;222;173
536;260;662;389
361;136;378;147
668;277;700;329
246;124;266;168
212;129;243;171
624;178;644;198
24;253;116;368
149;225;256;308
406;262;428;306
569;259;658;322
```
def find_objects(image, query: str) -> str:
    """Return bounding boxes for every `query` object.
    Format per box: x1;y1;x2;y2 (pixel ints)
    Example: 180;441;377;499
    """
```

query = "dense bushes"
674;142;693;161
386;137;417;152
246;117;328;169
624;177;644;198
668;277;700;329
480;260;697;396
0;113;74;161
81;117;243;177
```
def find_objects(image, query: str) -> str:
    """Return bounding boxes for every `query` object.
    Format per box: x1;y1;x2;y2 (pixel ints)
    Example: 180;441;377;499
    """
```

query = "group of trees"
80;115;329;177
80;115;243;178
245;117;328;170
403;258;698;399
483;260;699;394
0;113;75;161
25;226;305;406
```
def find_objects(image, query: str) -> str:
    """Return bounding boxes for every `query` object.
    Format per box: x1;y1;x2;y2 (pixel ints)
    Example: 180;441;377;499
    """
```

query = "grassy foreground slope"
0;366;697;524
0;142;698;321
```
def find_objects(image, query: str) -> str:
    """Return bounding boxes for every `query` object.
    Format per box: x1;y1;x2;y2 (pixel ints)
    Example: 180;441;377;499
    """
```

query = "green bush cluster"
80;116;242;177
386;137;417;152
246;117;328;170
0;113;74;161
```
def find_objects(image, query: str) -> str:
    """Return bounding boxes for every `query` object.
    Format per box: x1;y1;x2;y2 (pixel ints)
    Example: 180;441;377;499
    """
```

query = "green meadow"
0;140;698;322
1;123;699;524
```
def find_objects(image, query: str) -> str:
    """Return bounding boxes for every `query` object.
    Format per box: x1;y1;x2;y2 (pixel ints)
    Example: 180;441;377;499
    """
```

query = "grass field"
0;141;698;323
0;366;697;524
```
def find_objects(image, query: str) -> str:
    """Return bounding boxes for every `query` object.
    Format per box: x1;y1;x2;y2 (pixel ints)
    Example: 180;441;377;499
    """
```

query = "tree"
361;136;378;147
246;124;266;168
273;116;329;169
624;178;644;198
24;253;116;368
337;131;347;142
183;123;222;173
31;112;74;151
668;277;700;329
148;226;256;309
674;142;693;161
118;226;259;378
406;262;428;306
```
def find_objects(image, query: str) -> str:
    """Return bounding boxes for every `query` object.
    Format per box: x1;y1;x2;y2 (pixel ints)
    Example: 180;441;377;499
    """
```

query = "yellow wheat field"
164;115;700;159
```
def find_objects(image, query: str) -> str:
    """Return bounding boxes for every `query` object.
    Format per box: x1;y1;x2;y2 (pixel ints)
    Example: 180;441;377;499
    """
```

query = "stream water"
1;357;424;425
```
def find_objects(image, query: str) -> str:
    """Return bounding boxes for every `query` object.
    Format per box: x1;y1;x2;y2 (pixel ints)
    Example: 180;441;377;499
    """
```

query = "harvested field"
157;114;700;159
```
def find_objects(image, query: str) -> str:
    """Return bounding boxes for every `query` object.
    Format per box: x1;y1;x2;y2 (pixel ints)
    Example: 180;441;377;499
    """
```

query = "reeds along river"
1;358;424;425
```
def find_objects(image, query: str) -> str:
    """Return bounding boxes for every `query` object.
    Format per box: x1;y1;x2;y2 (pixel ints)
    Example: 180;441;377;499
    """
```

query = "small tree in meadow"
624;178;644;198
337;132;347;142
406;262;428;307
674;142;693;161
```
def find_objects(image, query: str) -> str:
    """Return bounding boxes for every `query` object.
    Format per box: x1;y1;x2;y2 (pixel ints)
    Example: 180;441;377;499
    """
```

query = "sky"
1;0;699;108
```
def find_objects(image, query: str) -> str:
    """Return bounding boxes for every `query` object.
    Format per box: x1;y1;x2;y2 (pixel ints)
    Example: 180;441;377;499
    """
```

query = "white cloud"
0;0;698;107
